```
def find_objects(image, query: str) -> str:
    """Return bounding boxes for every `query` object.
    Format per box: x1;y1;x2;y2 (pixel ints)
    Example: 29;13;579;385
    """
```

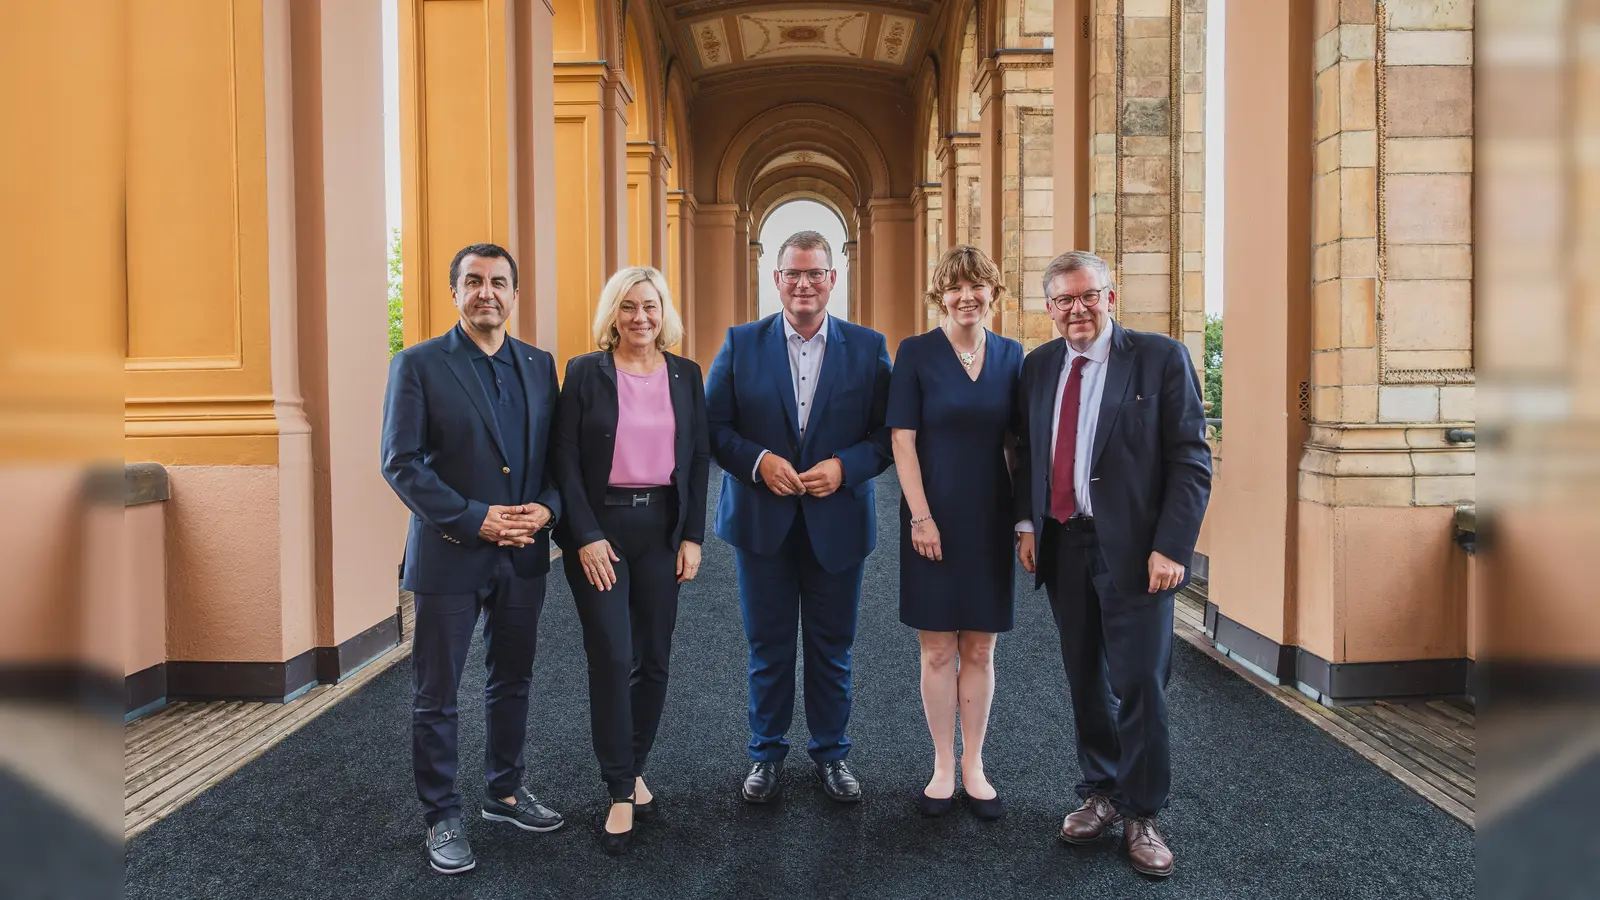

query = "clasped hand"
758;454;843;498
479;503;552;546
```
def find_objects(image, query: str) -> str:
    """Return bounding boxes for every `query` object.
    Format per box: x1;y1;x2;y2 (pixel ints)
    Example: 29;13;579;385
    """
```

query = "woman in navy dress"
887;245;1023;821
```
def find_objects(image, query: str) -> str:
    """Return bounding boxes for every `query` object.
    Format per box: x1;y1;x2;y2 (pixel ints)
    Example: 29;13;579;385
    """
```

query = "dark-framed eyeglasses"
1047;287;1108;312
779;268;831;284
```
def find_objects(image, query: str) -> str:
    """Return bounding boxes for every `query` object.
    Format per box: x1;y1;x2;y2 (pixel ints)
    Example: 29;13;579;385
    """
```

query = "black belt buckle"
1066;515;1095;532
632;492;650;507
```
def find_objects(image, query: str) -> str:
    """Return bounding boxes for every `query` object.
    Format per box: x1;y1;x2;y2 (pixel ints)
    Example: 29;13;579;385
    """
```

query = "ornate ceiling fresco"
656;0;938;81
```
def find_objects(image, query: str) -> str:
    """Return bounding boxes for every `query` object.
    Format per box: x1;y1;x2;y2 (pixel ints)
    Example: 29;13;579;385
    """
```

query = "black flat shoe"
916;790;954;817
599;798;635;856
966;792;1004;821
425;817;475;875
634;797;659;823
742;761;783;804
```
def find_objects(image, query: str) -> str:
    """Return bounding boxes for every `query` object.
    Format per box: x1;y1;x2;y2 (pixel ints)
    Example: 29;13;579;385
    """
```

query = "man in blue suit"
1013;250;1211;878
705;230;893;805
381;243;566;875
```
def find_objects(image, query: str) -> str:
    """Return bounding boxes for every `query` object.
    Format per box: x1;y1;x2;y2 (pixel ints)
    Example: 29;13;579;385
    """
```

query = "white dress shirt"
753;313;829;480
1017;322;1114;531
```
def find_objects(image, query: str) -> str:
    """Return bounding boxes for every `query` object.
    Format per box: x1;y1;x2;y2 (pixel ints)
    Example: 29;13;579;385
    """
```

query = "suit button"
501;466;510;474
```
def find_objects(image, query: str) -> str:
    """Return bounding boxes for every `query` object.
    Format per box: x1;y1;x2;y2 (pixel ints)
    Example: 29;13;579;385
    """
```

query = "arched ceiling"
657;0;943;89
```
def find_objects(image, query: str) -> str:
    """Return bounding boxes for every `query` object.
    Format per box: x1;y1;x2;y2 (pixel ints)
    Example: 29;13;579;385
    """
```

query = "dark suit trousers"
1043;520;1175;819
412;555;545;825
736;507;865;763
563;495;682;800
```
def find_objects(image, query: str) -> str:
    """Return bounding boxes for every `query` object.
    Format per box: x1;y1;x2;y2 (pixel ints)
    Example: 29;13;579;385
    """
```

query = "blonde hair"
592;266;685;352
924;244;1006;314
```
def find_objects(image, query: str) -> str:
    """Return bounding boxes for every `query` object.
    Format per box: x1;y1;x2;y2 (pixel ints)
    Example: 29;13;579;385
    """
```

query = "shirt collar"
782;312;829;345
459;325;515;364
1066;319;1114;367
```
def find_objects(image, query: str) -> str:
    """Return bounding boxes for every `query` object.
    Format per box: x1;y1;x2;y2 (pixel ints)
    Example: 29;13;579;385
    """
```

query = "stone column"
1053;0;1091;252
842;239;860;323
748;241;763;322
733;209;753;322
666;191;697;356
651;147;670;269
974;58;1004;270
692;203;739;369
936;136;957;249
950;135;982;249
1289;0;1475;694
625;138;654;268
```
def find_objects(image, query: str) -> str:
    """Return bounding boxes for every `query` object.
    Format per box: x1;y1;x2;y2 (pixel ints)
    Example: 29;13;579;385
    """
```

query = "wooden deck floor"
124;599;416;839
126;581;1476;839
1173;584;1475;827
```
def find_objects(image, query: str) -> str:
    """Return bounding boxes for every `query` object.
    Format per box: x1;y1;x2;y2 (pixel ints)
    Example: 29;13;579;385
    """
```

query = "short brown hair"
776;230;833;268
924;244;1006;313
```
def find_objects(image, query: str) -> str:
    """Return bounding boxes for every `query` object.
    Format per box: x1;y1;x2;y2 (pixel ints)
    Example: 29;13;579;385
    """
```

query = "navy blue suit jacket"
381;325;563;595
1014;322;1212;596
706;313;893;573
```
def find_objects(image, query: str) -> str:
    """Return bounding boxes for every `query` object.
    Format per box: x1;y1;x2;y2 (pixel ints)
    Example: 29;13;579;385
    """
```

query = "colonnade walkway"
124;473;1473;898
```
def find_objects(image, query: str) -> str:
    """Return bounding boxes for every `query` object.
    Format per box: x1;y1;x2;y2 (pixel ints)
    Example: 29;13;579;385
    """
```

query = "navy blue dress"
887;328;1023;633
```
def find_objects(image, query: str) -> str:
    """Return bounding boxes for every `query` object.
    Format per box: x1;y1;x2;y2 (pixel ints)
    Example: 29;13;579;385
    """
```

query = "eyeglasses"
779;268;831;284
1047;288;1108;312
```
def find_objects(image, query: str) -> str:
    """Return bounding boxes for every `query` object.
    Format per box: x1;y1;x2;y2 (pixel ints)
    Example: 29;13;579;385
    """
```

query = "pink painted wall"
125;502;168;676
0;469;89;667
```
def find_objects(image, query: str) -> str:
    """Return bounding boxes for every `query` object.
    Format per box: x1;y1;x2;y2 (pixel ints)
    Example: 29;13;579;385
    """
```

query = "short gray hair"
1041;250;1113;298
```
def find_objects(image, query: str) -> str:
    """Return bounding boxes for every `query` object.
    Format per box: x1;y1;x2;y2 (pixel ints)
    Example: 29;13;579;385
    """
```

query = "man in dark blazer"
1014;250;1211;878
381;243;565;875
705;230;893;805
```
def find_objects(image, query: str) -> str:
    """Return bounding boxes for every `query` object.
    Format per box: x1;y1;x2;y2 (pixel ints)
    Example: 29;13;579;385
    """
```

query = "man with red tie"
1013;250;1211;878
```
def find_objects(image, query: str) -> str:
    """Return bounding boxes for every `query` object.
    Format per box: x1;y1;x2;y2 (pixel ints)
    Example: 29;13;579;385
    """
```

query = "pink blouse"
609;365;677;488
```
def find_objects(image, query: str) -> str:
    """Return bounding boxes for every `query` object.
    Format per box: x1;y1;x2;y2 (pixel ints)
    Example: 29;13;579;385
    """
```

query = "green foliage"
1203;313;1223;431
387;228;404;357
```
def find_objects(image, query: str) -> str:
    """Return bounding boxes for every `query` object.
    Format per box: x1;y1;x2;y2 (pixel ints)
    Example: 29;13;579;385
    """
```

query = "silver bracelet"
910;515;933;527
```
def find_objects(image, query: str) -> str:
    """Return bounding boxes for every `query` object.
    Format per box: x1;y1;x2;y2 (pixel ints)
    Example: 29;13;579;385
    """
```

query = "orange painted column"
1207;0;1313;657
693;204;740;369
868;198;917;354
667;191;697;357
290;0;410;656
513;0;560;350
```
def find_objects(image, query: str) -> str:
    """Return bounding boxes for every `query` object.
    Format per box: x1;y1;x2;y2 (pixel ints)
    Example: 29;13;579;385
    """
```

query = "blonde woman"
886;245;1023;821
551;266;710;855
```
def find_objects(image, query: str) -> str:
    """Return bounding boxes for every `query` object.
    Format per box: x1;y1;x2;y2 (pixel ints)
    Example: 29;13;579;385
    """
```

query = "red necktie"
1051;355;1090;521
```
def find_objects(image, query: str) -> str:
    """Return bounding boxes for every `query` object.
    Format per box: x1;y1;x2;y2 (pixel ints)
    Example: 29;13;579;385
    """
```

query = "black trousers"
563;491;682;800
1042;520;1175;819
412;555;545;826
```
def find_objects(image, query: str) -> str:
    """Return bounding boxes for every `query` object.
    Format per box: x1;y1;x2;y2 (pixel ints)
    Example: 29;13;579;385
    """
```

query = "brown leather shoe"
1059;794;1121;845
1124;816;1174;877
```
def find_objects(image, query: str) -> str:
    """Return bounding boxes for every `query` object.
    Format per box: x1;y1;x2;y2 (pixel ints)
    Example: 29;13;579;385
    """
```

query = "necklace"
947;326;985;369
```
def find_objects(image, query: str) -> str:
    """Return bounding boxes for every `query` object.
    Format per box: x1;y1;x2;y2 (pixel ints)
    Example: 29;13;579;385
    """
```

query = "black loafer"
425;816;475;875
481;786;565;833
815;760;862;803
742;760;783;804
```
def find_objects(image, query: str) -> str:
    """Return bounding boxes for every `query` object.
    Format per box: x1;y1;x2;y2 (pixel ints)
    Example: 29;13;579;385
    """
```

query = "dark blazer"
551;350;710;553
706;313;893;573
1014;321;1212;596
381;325;563;595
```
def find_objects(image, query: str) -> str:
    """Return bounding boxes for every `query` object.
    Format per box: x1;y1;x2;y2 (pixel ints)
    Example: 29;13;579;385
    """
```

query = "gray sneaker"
425;816;475;875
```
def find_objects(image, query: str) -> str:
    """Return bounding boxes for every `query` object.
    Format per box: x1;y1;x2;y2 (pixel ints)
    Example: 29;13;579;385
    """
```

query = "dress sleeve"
885;337;921;431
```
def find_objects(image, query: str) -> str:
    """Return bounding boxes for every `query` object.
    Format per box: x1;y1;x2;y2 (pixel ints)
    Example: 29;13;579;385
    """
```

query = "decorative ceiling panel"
755;150;851;180
739;11;868;61
668;2;930;79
